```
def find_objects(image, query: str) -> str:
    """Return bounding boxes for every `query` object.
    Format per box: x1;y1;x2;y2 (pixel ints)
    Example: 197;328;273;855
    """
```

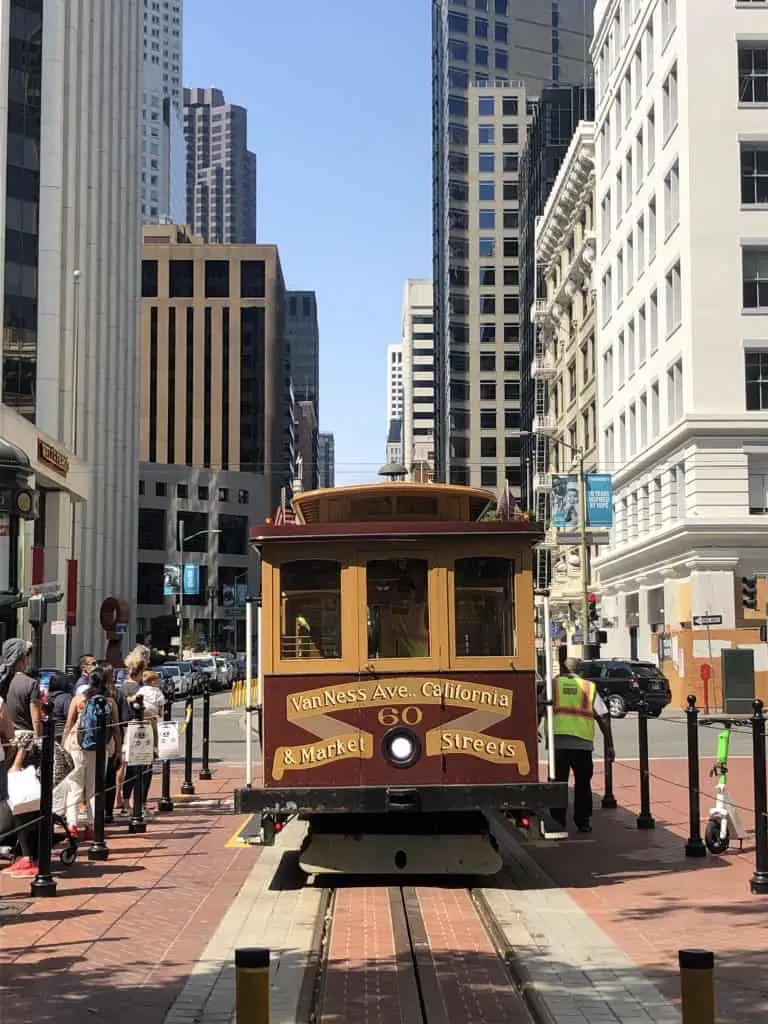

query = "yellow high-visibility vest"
553;675;596;743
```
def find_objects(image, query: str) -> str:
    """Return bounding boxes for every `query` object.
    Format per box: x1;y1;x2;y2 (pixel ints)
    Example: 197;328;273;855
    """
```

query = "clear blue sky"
183;1;433;485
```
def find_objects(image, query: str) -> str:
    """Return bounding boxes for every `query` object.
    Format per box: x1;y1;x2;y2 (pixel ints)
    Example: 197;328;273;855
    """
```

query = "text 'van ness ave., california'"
286;678;513;719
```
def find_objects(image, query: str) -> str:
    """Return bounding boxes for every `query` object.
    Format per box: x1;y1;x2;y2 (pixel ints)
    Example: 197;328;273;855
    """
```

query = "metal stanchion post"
601;687;617;810
636;697;655;830
684;695;706;858
129;695;147;834
199;679;212;781
749;698;768;895
30;705;57;897
235;948;270;1023
88;695;109;861
158;693;174;813
181;694;195;795
679;949;715;1024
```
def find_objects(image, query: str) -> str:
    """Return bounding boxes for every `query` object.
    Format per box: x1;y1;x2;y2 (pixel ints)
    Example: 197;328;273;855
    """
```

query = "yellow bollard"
679;949;715;1024
235;947;269;1023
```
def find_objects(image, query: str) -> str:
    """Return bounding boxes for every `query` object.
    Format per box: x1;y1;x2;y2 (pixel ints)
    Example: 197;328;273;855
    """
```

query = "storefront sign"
37;439;69;477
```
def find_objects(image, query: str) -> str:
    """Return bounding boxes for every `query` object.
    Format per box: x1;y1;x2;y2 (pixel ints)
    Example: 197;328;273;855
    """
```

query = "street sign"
50;620;66;636
693;614;722;627
700;663;712;683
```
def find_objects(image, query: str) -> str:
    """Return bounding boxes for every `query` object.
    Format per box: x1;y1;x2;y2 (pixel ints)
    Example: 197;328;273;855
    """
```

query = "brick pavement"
517;755;768;1023
0;767;254;1024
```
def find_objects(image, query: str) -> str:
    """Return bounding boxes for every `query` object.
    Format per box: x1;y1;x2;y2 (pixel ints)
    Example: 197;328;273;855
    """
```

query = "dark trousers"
104;757;119;818
551;747;594;828
122;762;153;810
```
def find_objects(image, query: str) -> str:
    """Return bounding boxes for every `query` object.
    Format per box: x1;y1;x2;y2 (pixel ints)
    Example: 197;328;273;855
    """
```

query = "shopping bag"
157;722;180;761
125;721;154;766
7;765;41;815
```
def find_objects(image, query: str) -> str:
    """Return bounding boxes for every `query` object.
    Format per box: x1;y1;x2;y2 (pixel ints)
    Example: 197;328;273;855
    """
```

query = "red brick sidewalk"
523;755;767;1022
0;768;255;1024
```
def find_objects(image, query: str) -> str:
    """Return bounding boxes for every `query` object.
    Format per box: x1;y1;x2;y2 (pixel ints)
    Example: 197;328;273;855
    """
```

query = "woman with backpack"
61;666;119;841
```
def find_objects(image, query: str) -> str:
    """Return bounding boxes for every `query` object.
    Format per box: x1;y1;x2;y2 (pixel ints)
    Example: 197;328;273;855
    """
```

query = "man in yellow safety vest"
550;657;614;833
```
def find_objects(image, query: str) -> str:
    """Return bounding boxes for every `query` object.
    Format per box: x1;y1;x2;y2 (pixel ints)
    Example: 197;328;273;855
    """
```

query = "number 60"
377;706;423;727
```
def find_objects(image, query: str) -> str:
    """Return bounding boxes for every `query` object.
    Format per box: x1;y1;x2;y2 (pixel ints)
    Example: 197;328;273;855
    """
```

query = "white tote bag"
157;722;180;761
7;766;41;815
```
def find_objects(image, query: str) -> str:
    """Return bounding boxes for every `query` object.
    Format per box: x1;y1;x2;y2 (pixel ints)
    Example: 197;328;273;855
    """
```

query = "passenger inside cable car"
367;559;429;659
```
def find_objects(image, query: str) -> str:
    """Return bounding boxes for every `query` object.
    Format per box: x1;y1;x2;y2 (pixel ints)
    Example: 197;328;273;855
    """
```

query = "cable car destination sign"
270;677;531;781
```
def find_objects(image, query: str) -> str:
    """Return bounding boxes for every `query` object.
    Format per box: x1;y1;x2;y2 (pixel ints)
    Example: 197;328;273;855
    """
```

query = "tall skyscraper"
0;0;142;660
318;432;335;489
140;0;185;224
286;291;320;416
592;0;768;662
183;87;257;244
386;343;404;463
431;0;593;491
401;279;435;480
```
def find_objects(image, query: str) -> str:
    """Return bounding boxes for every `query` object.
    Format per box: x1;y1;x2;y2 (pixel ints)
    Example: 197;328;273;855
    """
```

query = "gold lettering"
286;678;513;720
272;732;373;781
427;727;530;775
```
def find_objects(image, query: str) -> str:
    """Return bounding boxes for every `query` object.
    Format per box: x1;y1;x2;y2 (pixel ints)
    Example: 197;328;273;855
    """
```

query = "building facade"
183;87;257;244
140;0;185;224
520;86;595;514
295;399;319;493
431;0;593;491
286;290;319;416
385;342;403;463
318;432;335;489
137;224;292;649
401;279;435;481
592;0;768;701
0;0;141;661
531;123;598;632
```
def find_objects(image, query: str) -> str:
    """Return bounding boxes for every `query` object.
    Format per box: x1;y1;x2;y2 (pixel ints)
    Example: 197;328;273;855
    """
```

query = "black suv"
579;659;672;719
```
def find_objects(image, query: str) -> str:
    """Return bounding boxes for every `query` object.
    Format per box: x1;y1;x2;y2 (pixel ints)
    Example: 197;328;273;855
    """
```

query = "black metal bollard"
636;698;655;830
129;695;148;834
199;680;212;781
181;695;195;796
750;698;768;895
88;695;109;861
684;695;706;858
31;704;57;897
601;687;617;810
158;693;174;813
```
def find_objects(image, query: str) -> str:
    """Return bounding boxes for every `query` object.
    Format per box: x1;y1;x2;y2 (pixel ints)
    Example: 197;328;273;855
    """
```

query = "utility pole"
577;449;590;659
177;518;185;657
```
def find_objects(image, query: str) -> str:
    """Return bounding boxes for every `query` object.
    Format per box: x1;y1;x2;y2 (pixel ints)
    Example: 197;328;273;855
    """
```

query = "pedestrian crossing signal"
742;576;758;610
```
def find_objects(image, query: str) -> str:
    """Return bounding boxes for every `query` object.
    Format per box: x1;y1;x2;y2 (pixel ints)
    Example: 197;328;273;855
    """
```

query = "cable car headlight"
382;727;421;769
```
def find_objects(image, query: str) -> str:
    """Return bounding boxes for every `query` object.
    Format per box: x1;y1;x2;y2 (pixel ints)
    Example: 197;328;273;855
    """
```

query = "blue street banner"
585;473;613;528
183;562;200;596
551;473;613;529
163;565;180;597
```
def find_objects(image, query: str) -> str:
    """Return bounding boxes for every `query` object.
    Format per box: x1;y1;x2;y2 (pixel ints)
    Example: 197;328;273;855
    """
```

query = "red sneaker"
2;857;37;878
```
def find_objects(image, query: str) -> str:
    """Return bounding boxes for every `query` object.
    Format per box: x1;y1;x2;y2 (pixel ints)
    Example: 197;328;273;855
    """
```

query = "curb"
485;810;559;890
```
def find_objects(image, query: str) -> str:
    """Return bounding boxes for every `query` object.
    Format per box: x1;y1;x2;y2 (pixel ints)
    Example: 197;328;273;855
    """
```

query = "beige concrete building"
137;224;292;650
532;123;598;628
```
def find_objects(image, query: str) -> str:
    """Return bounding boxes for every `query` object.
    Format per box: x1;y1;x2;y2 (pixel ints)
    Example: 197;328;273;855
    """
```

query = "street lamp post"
177;520;221;656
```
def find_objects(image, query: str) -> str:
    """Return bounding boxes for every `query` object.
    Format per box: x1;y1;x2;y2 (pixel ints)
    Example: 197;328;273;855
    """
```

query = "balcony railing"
532;414;558;435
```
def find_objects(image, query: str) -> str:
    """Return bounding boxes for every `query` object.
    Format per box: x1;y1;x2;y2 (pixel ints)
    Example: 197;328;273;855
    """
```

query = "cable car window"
455;557;515;657
367;559;430;659
280;560;341;659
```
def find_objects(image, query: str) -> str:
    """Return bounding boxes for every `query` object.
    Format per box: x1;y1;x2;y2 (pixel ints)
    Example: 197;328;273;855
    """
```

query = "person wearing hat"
0;638;39;741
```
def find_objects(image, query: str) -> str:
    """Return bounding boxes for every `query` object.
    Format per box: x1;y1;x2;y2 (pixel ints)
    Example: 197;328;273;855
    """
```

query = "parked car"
157;663;185;699
579;659;672;719
188;654;220;690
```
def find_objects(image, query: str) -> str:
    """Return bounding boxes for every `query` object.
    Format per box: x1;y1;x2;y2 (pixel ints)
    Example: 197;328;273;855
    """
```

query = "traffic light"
587;593;599;624
742;576;758;610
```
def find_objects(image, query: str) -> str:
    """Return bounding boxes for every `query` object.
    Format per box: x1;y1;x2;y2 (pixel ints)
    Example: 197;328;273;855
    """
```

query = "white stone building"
401;279;435;480
592;0;768;675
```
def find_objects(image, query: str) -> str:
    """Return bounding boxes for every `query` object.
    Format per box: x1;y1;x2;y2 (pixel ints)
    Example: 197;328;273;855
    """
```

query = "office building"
401;279;435;481
140;0;185;224
431;0;593;491
531;122;597;628
286;291;319;416
136;224;292;649
385;343;404;463
592;0;768;698
295;400;319;492
183;87;257;244
520;86;595;513
0;0;142;660
318;432;335;489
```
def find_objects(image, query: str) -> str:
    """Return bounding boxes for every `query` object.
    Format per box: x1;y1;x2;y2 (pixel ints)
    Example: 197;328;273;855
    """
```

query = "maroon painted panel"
262;671;539;789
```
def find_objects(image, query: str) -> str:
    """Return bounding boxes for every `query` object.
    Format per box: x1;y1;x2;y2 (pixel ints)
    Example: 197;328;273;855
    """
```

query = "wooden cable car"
235;481;566;875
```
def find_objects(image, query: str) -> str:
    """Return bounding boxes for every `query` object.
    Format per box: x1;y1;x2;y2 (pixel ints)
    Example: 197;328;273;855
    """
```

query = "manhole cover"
0;900;31;924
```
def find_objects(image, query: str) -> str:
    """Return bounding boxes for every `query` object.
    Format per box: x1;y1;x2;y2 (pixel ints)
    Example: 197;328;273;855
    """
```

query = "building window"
478;124;494;145
198;485;209;501
480;324;496;343
480;410;496;428
746;350;768;409
617;250;624;305
618;331;626;386
504;381;520;401
479;180;495;201
479;152;494;173
503;182;518;201
169;259;194;298
743;248;768;309
664;160;680;234
238;489;249;504
155;481;167;497
601;268;613;323
502;96;518;116
481;437;496;457
479;237;495;258
138;508;165;551
739;44;768;104
503;125;518;145
475;45;489;65
479;209;495;229
480;467;498;487
601;190;611;249
661;0;676;44
448;11;469;32
648;195;657;260
502;153;518;173
662;65;678;139
204;260;229;298
141;260;158;297
636;215;645;277
449;39;469;61
177;484;188;499
568;362;577;401
665;261;682;333
667;359;683;423
748;457;768;514
478;95;494;115
603;346;614;398
503;296;519;315
638;304;647;364
480;265;495;287
503;267;518;287
480;381;496;400
480;295;496;315
741;144;768;204
241;260;265;298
